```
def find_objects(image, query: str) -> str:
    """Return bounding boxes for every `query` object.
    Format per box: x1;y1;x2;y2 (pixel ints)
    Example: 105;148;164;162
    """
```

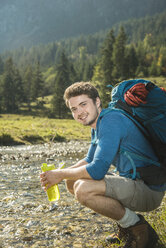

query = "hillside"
0;0;166;52
2;9;166;70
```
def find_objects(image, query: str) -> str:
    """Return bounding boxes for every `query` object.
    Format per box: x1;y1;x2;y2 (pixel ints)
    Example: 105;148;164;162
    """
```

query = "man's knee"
73;179;106;205
74;179;90;205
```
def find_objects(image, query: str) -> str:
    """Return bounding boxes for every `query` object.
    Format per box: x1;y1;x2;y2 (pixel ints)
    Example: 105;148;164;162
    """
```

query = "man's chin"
80;120;89;126
81;120;88;126
83;119;96;126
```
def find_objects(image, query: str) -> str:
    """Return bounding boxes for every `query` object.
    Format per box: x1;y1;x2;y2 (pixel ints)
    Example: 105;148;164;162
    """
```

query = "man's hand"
40;169;63;190
40;162;92;191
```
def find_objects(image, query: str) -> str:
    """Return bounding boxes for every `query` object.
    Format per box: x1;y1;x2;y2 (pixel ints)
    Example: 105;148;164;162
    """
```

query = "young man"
40;82;165;248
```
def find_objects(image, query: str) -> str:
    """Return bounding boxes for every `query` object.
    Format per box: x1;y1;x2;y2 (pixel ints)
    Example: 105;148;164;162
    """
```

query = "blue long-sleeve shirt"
85;109;165;191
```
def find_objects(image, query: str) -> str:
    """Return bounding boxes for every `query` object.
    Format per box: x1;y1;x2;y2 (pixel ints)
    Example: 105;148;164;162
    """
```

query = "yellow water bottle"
41;163;64;202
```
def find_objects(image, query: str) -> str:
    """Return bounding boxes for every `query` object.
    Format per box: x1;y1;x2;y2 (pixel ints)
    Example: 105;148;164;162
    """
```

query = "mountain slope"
0;0;166;52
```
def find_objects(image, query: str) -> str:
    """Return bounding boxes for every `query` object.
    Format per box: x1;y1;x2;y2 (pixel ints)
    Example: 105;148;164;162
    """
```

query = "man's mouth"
79;114;88;121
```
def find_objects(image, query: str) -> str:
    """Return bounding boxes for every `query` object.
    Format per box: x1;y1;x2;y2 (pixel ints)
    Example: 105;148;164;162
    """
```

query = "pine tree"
112;26;127;80
69;63;78;83
135;42;148;77
13;68;24;107
100;29;115;83
51;51;71;118
92;29;115;107
125;44;138;78
23;65;34;111
31;62;44;101
74;46;88;81
1;57;24;112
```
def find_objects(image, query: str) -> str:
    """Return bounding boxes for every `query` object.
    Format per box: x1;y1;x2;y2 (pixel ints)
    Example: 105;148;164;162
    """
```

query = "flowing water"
0;141;113;248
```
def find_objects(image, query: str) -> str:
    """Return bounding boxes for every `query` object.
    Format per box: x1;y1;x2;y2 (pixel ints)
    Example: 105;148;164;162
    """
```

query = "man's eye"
82;103;87;106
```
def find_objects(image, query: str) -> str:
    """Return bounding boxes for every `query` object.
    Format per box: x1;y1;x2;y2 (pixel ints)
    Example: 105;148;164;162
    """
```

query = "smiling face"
68;94;101;129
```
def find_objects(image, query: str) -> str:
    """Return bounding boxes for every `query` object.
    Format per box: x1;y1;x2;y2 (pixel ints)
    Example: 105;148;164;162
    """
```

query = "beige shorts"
104;174;165;212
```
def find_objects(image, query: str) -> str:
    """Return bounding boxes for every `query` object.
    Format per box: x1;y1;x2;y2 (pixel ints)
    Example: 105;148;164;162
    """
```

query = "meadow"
0;114;91;145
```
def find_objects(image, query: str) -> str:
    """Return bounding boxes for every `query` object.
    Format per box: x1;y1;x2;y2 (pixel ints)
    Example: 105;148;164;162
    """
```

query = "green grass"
0;114;91;145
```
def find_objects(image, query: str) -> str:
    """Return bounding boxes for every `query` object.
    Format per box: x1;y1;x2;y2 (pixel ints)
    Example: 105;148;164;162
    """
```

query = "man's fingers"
40;171;54;190
40;172;47;178
40;178;48;186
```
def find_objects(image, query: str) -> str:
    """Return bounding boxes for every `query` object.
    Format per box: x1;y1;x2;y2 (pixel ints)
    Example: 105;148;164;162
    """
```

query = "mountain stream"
0;141;113;248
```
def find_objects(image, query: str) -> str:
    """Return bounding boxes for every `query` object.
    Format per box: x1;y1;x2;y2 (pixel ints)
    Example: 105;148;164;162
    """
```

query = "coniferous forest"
0;10;166;118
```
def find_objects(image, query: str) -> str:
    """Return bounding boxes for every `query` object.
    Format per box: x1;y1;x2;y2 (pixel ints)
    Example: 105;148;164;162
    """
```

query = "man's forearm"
69;159;88;169
60;164;92;181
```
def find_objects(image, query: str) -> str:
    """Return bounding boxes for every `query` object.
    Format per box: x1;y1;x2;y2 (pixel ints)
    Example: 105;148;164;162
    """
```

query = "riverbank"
0;141;165;247
0;115;91;145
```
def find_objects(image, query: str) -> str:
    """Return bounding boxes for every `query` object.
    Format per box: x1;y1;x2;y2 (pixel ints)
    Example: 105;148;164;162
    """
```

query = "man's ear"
96;97;101;108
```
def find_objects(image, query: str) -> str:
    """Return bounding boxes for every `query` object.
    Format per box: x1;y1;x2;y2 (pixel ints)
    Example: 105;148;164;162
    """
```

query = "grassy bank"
0;114;91;145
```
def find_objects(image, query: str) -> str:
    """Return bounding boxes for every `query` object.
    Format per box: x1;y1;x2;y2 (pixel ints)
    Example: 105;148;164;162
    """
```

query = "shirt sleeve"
86;112;126;180
84;142;96;163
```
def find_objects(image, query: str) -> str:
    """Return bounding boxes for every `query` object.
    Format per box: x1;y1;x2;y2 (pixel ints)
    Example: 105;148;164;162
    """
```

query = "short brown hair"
64;82;100;107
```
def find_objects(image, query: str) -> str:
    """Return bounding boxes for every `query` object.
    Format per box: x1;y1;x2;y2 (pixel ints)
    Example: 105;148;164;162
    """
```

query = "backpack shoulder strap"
120;147;161;181
120;147;161;167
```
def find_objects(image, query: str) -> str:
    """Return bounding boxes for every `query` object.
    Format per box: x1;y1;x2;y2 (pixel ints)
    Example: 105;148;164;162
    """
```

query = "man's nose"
77;107;83;115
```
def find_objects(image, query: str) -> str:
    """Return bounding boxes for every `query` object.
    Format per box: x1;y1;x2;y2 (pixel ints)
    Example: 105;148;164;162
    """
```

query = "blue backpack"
108;79;166;185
